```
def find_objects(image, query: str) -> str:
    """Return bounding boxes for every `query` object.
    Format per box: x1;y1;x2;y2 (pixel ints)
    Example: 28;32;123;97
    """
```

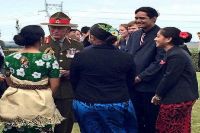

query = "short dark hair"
75;29;80;32
135;7;159;18
69;29;76;32
81;26;90;34
13;25;44;46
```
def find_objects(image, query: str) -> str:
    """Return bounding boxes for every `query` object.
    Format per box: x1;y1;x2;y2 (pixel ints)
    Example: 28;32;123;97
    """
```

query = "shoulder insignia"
42;53;52;61
44;47;55;56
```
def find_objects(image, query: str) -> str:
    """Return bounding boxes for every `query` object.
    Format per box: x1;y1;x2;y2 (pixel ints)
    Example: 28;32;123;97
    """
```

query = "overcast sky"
0;0;200;41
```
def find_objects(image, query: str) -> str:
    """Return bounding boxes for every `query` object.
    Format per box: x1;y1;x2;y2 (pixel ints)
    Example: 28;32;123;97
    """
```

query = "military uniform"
40;36;83;133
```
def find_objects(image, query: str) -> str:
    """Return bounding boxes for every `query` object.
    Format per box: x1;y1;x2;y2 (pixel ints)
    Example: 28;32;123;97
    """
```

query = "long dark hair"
159;27;192;46
13;25;45;47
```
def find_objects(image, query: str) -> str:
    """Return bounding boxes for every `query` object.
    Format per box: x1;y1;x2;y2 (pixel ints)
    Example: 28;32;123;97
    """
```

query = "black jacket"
126;25;165;92
119;39;128;52
156;46;199;104
70;44;135;103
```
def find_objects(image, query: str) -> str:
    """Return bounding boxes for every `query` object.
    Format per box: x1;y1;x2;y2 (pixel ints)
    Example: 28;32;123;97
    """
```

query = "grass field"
1;74;200;133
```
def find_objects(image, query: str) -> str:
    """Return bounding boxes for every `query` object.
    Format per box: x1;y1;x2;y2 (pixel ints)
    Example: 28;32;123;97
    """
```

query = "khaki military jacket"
40;36;83;99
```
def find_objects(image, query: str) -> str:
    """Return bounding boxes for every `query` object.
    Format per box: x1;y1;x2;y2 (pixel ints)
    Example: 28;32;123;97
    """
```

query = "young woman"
152;27;199;133
70;23;138;133
118;24;130;52
0;25;64;132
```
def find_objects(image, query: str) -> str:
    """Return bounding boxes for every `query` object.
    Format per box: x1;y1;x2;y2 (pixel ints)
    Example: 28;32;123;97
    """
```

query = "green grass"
192;72;200;133
1;73;200;133
192;100;200;133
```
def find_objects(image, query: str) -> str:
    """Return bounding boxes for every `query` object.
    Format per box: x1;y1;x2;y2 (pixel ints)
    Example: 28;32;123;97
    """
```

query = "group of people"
0;6;199;133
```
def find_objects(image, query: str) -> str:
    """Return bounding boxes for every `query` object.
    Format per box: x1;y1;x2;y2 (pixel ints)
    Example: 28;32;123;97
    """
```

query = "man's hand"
60;70;70;78
151;95;161;105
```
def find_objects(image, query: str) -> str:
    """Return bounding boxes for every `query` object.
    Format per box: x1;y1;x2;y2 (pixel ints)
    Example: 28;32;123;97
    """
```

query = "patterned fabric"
3;124;53;133
97;23;119;38
156;101;195;133
73;100;138;133
0;52;64;132
140;33;145;45
4;52;59;81
0;75;64;128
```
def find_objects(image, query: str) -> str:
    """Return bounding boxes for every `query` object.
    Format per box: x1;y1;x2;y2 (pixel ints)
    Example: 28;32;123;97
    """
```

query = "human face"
49;26;68;40
135;11;156;31
68;30;76;39
128;24;139;34
119;26;129;39
154;30;170;48
75;30;81;41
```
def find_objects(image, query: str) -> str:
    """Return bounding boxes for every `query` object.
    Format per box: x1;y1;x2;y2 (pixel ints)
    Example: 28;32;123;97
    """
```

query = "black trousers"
131;91;159;133
54;99;74;133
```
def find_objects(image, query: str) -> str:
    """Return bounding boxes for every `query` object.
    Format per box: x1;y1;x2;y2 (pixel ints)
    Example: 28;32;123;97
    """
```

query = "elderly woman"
0;25;64;132
70;23;138;133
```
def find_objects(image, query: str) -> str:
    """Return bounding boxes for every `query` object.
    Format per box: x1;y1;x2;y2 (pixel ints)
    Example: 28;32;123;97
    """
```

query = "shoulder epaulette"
69;38;80;43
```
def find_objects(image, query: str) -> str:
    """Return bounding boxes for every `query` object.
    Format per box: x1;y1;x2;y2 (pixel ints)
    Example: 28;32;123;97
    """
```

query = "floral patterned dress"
5;52;59;81
0;52;64;132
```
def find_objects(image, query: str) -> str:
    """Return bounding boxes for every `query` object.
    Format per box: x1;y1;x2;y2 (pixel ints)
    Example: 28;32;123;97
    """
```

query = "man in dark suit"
127;7;165;133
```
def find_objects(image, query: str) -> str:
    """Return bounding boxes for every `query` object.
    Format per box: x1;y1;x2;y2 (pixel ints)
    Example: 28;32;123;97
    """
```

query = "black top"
179;44;191;56
119;39;130;53
82;36;91;47
70;43;135;103
156;46;199;104
126;25;165;92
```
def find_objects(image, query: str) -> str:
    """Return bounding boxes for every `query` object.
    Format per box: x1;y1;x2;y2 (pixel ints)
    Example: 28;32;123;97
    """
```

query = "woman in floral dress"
0;25;64;132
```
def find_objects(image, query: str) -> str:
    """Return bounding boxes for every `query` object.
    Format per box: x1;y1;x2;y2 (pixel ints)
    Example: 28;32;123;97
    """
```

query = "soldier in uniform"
40;12;83;133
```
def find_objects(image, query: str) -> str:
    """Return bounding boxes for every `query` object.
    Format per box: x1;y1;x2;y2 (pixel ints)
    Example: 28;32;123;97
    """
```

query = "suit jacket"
127;25;165;92
40;36;83;99
156;46;199;104
70;44;135;103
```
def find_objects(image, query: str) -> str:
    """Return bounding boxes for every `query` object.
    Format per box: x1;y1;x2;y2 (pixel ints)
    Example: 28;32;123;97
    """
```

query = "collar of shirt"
142;25;157;34
50;36;65;43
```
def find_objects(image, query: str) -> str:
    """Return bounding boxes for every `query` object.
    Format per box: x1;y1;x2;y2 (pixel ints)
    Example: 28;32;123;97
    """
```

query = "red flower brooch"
179;32;189;39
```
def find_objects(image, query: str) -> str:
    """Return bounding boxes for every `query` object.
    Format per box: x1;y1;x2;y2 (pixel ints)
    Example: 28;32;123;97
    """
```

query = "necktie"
140;33;146;45
59;41;63;48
